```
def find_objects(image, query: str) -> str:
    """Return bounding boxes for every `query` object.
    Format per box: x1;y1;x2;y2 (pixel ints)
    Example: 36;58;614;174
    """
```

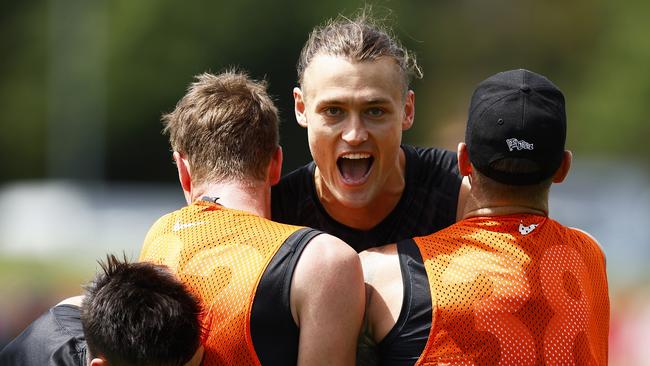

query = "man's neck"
191;180;270;218
461;190;548;219
463;205;547;219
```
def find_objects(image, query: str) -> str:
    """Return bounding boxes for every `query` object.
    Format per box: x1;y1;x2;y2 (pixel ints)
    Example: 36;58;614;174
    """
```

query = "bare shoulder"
293;233;365;295
292;232;364;298
360;243;398;258
359;244;399;286
307;232;355;251
56;295;84;307
359;244;403;344
302;233;360;267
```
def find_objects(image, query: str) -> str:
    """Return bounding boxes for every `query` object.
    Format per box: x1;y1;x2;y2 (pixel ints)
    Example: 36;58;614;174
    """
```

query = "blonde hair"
163;70;279;184
297;9;422;93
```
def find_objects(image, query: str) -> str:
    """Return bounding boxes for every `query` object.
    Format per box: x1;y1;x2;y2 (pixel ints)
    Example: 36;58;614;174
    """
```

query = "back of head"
465;69;567;187
81;255;202;366
297;8;422;93
163;70;279;185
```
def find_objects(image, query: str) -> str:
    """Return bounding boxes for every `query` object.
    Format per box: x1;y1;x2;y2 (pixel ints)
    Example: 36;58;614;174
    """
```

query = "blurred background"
1;0;648;363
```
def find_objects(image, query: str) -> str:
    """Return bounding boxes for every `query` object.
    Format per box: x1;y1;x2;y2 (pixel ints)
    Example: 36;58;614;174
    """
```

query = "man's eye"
366;108;384;117
324;107;343;117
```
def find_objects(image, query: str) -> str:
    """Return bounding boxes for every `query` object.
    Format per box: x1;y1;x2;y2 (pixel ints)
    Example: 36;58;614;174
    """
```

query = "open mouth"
337;152;374;185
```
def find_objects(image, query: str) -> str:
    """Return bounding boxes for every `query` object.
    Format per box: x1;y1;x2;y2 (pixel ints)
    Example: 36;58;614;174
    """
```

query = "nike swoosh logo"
172;221;206;232
518;223;539;235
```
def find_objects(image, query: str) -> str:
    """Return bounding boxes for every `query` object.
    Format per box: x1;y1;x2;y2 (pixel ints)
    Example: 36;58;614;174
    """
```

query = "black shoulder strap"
250;227;321;365
378;238;432;365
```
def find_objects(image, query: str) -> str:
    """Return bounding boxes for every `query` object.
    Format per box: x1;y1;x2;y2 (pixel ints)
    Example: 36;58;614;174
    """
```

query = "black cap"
466;69;566;185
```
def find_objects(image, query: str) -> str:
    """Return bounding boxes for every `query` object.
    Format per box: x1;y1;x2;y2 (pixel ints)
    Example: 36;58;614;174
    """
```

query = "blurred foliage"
0;2;49;180
1;0;648;183
569;0;650;160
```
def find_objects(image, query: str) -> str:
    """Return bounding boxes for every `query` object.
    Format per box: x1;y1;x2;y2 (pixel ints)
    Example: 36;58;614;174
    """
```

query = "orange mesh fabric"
139;201;302;366
413;215;609;366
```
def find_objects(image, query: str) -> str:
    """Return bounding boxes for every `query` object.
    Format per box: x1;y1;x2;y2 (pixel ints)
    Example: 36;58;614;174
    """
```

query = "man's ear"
457;142;472;177
90;357;108;366
402;90;415;131
184;346;205;366
294;87;308;128
269;146;283;186
552;150;572;183
173;151;193;204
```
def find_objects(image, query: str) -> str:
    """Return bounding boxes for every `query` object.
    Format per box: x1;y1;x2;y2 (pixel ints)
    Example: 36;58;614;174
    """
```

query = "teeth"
340;153;371;159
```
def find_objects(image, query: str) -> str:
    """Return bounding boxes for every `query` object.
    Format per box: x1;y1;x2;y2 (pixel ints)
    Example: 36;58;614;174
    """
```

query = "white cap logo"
506;138;534;151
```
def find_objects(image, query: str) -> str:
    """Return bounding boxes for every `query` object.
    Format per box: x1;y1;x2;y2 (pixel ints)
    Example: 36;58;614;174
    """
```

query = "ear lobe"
184;346;205;366
402;90;415;131
90;358;107;366
173;151;193;203
269;146;283;186
294;87;308;128
552;150;572;183
457;142;472;177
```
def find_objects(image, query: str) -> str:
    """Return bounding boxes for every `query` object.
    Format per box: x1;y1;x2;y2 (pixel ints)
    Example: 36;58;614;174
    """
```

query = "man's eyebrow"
364;98;391;105
314;98;345;106
314;97;392;106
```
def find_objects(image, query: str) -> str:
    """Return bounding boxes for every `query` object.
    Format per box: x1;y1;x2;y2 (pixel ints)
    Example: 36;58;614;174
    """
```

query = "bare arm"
290;234;365;366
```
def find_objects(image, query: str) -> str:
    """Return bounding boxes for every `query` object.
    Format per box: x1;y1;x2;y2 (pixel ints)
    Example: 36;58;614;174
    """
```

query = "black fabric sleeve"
0;305;87;366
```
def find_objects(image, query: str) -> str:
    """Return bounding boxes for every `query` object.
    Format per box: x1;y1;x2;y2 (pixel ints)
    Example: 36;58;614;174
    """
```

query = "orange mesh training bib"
413;215;609;366
139;201;302;366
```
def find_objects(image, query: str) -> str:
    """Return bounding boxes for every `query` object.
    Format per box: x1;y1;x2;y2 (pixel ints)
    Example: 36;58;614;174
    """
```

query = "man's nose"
341;115;368;145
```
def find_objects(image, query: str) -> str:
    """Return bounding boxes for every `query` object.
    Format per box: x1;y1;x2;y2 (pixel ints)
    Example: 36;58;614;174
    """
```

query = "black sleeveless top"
272;145;462;252
251;227;321;365
377;239;432;365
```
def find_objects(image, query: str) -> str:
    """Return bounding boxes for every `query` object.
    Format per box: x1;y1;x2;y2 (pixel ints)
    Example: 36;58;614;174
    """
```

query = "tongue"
338;158;371;182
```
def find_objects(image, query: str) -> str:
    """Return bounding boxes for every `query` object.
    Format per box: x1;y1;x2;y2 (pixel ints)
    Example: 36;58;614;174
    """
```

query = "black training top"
377;239;432;365
272;145;462;252
0;304;87;365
